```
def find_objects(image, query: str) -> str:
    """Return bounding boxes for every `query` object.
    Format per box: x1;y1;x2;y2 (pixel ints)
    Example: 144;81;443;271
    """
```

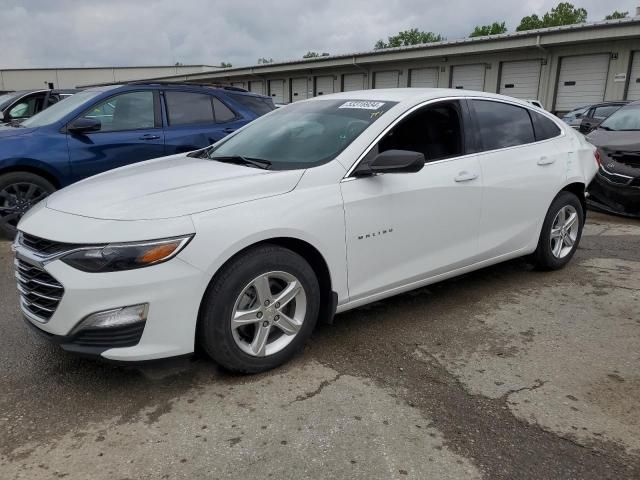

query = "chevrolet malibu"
14;89;598;373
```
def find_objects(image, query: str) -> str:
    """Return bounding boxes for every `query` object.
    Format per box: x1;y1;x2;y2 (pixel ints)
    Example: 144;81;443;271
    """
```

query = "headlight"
61;235;193;273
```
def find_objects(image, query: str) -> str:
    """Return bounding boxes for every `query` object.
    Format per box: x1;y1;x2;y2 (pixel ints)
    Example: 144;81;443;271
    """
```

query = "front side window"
165;91;214;126
473;100;535;151
600;105;640;131
8;93;46;119
82;91;155;132
592;105;621;119
374;101;464;162
209;99;397;169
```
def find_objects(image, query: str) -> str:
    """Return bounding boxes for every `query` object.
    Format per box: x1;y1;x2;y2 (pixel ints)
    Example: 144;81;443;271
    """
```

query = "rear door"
67;90;165;181
162;90;241;154
470;99;566;259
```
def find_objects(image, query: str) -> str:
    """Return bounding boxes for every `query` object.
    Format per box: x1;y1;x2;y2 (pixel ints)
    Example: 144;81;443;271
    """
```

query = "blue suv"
0;82;275;237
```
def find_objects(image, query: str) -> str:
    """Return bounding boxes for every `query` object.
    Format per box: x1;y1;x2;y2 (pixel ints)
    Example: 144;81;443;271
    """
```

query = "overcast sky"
1;0;637;69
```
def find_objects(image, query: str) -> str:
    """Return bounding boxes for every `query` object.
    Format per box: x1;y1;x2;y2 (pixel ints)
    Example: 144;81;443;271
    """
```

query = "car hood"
45;153;304;220
586;129;640;150
0;125;36;138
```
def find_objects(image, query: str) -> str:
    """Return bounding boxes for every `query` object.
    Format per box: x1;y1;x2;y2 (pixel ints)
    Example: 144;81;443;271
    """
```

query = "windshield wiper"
598;125;613;131
209;155;271;169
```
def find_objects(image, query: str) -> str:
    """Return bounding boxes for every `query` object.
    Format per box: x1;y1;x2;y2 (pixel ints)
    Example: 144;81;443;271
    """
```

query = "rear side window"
212;97;236;123
227;93;275;116
530;111;561;141
165;91;214;126
472;100;535;150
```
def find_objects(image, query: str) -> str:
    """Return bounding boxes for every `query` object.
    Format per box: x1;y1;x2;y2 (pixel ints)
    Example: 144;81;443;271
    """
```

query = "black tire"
532;191;584;270
198;244;320;373
0;172;56;240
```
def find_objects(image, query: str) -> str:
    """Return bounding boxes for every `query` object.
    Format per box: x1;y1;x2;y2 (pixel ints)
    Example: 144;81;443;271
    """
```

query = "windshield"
208;99;397;169
0;92;20;110
22;90;102;128
599;105;640;131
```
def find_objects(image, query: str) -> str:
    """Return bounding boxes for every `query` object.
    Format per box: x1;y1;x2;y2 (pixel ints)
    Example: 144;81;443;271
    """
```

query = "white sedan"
14;89;598;373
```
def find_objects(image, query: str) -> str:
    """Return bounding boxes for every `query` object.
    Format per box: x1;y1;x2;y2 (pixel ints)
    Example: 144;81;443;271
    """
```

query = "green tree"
219;61;232;68
257;57;274;64
374;28;444;49
516;2;587;31
469;21;507;37
303;51;320;58
605;10;628;20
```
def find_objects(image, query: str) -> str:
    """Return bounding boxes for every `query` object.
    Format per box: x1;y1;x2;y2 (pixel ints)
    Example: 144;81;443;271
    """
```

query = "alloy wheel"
0;182;49;230
550;205;579;259
231;271;307;357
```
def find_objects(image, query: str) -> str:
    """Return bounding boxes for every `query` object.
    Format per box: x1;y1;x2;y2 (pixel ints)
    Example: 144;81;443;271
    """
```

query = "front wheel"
0;172;56;240
198;245;320;373
531;191;584;270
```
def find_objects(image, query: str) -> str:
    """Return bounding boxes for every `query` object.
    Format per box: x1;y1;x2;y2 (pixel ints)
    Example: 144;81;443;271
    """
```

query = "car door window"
82;91;155;132
373;100;464;163
592;105;620;120
8;93;47;119
212;97;236;123
530;110;561;141
472;100;535;151
165;91;214;126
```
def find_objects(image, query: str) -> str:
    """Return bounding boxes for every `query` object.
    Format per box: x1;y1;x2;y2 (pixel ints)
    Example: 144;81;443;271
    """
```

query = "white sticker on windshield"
338;101;386;110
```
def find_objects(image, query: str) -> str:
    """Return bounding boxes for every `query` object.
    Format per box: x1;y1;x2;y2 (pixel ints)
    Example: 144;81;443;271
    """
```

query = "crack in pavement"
288;373;342;404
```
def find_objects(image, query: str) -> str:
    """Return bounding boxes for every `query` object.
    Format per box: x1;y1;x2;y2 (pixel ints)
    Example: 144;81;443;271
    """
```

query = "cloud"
0;0;636;69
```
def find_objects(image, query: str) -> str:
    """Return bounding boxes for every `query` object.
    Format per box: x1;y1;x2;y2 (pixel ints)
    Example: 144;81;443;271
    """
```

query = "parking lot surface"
0;212;639;479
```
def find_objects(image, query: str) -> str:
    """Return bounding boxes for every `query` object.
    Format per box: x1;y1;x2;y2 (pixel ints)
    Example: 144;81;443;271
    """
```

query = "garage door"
291;78;309;102
555;54;610;112
451;64;485;91
409;68;439;88
269;80;285;104
626;52;640;101
499;60;541;100
374;71;399;88
315;76;334;96
343;73;366;92
231;81;246;89
249;80;264;95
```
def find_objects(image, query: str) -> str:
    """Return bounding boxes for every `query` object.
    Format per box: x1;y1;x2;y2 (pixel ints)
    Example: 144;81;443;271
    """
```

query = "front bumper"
15;240;209;362
588;170;640;218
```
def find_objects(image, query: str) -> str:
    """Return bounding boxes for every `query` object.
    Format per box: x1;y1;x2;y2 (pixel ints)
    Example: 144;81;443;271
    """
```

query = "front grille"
20;232;84;256
14;259;64;322
598;168;631;186
609;151;640;168
71;322;146;348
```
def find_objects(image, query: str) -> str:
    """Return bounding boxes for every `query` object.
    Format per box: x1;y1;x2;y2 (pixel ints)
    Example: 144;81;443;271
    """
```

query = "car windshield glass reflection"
209;99;397;170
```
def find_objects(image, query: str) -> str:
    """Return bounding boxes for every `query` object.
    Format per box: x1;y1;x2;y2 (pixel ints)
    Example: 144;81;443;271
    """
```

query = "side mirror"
354;149;425;177
67;117;101;134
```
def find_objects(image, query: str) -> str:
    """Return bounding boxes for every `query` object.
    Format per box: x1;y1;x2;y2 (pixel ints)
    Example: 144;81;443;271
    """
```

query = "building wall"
162;37;640;114
0;65;215;91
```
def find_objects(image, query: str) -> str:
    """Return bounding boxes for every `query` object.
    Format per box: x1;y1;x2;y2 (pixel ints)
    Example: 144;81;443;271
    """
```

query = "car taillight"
594;149;602;167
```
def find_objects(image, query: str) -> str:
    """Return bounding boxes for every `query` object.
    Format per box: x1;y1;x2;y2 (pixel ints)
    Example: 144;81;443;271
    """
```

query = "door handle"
454;171;478;182
139;134;160;140
537;156;556;166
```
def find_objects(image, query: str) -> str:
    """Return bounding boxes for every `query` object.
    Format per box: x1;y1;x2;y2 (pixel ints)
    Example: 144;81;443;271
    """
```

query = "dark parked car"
586;101;640;218
0;82;275;237
562;105;589;129
578;101;628;134
0;89;78;124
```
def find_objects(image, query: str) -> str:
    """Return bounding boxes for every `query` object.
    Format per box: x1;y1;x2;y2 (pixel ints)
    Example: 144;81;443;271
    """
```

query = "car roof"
306;88;534;108
587;101;629;108
84;82;270;99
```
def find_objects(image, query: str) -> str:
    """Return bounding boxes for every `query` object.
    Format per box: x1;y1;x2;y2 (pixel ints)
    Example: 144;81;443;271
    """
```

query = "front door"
341;100;483;302
67;90;165;181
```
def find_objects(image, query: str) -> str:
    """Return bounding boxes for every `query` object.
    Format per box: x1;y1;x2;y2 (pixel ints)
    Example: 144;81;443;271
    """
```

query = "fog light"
79;304;148;330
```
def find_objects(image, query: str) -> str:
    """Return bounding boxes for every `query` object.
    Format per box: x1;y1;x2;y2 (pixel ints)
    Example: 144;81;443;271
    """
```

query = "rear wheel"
198;245;320;373
0;172;56;240
532;191;584;270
